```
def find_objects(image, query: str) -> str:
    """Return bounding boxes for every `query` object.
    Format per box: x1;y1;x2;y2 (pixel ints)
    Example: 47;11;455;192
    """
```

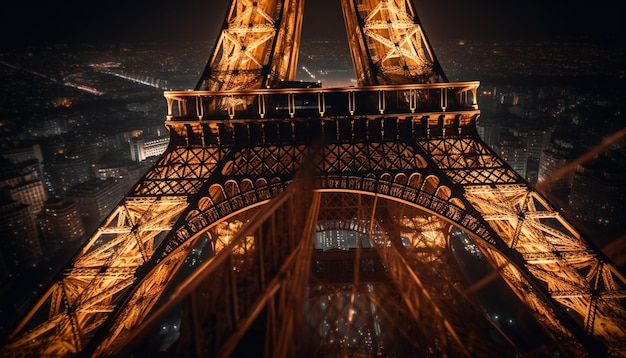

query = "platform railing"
164;82;479;121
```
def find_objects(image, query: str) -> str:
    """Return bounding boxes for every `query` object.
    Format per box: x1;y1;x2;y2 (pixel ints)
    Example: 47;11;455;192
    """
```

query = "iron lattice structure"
3;0;626;357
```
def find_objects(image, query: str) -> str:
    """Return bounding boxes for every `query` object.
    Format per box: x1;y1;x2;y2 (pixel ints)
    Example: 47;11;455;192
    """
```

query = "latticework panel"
133;147;228;196
416;130;626;355
2;196;187;356
418;136;520;185
348;0;441;84
197;0;304;91
463;185;626;355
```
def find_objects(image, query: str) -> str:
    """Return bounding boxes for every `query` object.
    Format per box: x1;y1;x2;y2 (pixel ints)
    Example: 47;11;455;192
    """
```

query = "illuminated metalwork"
341;0;447;85
196;0;305;90
3;0;625;357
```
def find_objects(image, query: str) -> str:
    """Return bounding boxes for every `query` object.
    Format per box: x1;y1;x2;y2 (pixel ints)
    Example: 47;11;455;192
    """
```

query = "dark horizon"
2;1;622;50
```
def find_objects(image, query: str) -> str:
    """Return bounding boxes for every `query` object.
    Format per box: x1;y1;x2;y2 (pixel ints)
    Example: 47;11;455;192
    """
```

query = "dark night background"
2;1;623;48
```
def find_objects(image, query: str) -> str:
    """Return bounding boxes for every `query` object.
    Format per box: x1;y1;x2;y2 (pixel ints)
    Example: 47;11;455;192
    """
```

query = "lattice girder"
197;0;445;91
56;124;501;355
5;110;625;357
197;0;305;91
3;196;187;356
361;0;434;81
463;184;626;354
418;136;520;185
134;147;228;196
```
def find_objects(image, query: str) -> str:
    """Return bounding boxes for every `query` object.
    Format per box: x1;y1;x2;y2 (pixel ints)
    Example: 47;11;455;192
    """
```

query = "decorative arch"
414;154;427;168
179;172;488;257
224;180;240;197
185;209;200;221
209;183;226;202
450;197;465;210
435;185;451;200
394;173;408;185
408;173;423;189
198;196;213;211
241;179;254;192
422;175;439;194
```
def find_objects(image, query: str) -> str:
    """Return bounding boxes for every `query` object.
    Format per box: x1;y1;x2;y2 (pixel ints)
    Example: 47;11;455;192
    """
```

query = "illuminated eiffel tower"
3;0;626;356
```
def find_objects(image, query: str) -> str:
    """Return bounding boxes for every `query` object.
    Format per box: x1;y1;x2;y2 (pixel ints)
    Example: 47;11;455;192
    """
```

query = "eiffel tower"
3;0;626;357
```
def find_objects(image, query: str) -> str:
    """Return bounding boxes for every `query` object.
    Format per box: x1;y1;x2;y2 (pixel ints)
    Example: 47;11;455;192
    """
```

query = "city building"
93;159;150;193
0;159;47;216
0;199;43;274
45;151;95;196
538;141;578;194
568;159;626;232
38;198;85;252
129;137;169;162
475;115;500;149
1;144;44;165
65;178;123;234
520;128;551;160
496;133;528;178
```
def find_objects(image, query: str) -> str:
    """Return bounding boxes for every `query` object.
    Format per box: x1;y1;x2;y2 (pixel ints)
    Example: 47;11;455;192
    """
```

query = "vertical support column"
471;86;478;109
287;93;296;118
440;88;447;111
341;0;377;86
318;92;326;117
165;96;174;119
195;95;204;120
348;91;356;115
378;90;386;114
258;94;266;118
266;0;306;87
228;95;236;119
409;89;417;113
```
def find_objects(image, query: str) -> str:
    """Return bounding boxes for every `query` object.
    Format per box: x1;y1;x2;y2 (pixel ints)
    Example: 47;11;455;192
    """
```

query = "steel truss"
3;0;625;357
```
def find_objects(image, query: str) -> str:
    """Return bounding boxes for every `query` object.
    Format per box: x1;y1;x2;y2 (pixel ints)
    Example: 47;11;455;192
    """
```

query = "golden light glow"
4;0;625;357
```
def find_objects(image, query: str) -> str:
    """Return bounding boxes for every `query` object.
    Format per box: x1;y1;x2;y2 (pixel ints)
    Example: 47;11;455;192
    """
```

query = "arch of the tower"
183;175;467;243
178;174;468;243
133;171;579;352
81;123;625;357
100;172;589;356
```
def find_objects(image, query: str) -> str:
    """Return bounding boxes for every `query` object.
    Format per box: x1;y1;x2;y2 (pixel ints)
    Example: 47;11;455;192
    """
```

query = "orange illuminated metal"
2;0;625;357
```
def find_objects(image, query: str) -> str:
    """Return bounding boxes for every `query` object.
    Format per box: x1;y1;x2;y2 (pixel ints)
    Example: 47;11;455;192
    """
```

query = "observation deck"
164;82;480;122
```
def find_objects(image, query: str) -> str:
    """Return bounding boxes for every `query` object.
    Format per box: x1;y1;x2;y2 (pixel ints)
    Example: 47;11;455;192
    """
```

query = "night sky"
2;0;622;50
